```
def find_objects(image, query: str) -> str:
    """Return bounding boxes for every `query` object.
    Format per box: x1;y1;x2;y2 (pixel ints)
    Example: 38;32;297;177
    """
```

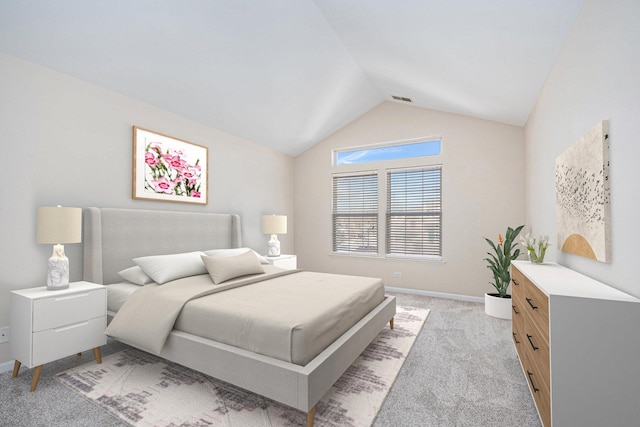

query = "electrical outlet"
0;326;8;343
393;272;402;277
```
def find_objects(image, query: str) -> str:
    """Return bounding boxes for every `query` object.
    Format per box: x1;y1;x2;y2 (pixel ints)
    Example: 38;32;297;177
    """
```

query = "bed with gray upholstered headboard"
82;207;395;427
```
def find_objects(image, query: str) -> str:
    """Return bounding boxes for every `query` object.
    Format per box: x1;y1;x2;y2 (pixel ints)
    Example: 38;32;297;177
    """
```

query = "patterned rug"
56;306;429;427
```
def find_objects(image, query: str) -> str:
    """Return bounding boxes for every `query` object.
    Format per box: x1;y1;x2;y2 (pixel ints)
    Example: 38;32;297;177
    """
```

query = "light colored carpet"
55;306;429;427
0;292;541;426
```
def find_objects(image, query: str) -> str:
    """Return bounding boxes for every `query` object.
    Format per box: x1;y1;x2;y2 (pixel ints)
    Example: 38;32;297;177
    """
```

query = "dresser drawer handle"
512;278;520;286
512;305;520;315
527;371;540;393
512;332;520;344
526;334;539;351
526;297;538;310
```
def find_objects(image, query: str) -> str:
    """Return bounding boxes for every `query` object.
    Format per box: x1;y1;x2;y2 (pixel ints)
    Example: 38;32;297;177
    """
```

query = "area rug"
56;305;429;427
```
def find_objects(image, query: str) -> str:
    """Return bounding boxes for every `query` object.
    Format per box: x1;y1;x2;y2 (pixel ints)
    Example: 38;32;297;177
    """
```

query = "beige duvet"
106;266;385;365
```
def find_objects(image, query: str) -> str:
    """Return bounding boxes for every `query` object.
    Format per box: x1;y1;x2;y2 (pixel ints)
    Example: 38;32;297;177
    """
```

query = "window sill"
330;252;445;263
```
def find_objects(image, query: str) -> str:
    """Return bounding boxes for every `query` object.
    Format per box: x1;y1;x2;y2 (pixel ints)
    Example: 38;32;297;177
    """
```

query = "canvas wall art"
555;120;610;262
133;126;208;205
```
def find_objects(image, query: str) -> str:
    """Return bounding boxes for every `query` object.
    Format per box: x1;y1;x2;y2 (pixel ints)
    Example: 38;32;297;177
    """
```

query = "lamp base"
47;244;70;290
267;234;281;257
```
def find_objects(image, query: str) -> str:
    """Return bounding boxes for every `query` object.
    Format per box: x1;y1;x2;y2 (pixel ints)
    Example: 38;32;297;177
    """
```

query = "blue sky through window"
335;140;441;165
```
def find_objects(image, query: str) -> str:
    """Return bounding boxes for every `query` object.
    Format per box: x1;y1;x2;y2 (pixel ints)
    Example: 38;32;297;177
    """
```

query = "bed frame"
83;207;396;426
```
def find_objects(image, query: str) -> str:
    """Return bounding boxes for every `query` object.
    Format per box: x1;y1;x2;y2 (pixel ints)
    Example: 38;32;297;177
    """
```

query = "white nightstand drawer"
32;316;107;366
33;288;106;332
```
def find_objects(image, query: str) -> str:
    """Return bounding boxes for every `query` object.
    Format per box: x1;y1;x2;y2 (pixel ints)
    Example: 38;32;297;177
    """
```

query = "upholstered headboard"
83;207;242;285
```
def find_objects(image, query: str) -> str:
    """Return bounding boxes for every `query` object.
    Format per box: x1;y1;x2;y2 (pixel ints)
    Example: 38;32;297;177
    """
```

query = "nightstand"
10;281;107;391
264;254;297;270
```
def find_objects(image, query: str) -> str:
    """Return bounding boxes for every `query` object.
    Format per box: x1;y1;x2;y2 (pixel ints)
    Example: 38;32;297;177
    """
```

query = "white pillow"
203;247;269;264
201;251;265;284
118;266;153;285
133;251;207;284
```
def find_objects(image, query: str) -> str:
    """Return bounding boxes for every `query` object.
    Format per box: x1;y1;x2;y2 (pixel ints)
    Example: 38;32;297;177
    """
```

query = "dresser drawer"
32;316;107;366
523;279;549;344
512;311;526;361
33;288;106;332
511;266;525;299
525;355;551;427
512;294;525;331
524;321;550;388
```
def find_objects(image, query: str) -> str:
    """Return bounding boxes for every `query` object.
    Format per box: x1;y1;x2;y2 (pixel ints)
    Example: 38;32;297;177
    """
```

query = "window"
386;167;442;257
332;172;378;254
335;139;441;165
332;137;442;259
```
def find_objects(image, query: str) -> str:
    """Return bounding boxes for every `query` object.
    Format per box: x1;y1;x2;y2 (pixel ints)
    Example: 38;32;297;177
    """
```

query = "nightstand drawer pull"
54;322;89;333
512;278;520;286
512;332;520;344
526;297;538;310
527;371;540;393
527;334;539;351
54;293;90;302
512;305;520;315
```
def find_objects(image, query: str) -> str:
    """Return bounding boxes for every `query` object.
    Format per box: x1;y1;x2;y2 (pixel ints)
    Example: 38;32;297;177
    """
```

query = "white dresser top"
512;261;639;302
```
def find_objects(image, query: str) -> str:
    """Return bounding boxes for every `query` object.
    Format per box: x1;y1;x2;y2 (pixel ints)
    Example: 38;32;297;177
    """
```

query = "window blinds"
386;167;442;256
332;172;378;253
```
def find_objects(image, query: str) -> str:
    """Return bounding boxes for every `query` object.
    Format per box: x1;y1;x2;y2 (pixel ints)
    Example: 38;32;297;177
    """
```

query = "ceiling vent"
391;95;412;103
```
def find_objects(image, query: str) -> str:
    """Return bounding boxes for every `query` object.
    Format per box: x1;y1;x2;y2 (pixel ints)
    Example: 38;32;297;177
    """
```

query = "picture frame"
133;126;208;205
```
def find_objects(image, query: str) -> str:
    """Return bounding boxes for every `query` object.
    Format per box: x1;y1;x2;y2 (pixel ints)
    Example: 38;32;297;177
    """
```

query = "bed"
82;207;396;427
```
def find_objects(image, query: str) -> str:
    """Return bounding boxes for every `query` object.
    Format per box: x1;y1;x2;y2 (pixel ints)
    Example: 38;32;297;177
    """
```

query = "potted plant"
483;225;524;319
520;233;550;263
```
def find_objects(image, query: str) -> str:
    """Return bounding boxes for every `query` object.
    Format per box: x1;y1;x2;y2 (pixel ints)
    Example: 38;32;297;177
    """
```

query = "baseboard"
385;286;484;303
0;359;14;374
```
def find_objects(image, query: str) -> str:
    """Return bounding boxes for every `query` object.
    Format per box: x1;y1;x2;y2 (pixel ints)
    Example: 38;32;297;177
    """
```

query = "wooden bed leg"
306;405;316;427
390;317;394;329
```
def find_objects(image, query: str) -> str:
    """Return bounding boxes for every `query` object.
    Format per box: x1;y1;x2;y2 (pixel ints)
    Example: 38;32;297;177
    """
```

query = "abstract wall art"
133;126;208;205
555;120;610;262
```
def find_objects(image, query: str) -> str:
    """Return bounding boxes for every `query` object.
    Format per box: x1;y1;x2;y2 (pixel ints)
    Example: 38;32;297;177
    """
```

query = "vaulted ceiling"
0;1;584;156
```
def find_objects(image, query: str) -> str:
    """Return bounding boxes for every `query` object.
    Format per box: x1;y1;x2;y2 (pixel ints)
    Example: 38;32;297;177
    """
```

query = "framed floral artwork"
133;126;208;205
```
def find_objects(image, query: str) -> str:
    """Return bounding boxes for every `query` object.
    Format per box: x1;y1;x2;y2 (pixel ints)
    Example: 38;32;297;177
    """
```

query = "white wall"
294;102;524;298
524;0;640;297
0;53;295;365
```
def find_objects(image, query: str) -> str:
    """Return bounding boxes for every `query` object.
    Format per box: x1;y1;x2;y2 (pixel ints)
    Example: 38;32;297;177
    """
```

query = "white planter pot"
485;293;512;319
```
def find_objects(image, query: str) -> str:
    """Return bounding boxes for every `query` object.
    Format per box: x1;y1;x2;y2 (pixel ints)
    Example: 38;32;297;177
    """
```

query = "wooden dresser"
511;261;640;427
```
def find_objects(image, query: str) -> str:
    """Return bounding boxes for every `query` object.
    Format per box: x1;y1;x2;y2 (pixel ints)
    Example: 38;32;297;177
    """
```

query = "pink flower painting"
133;127;207;204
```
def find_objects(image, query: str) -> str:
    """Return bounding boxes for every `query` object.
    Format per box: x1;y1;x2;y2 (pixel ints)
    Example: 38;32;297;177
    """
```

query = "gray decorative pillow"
201;251;265;284
118;266;153;285
203;247;269;264
133;251;207;284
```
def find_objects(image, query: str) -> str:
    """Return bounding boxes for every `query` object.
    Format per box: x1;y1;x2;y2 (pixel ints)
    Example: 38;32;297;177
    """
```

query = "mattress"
175;271;384;365
106;282;139;313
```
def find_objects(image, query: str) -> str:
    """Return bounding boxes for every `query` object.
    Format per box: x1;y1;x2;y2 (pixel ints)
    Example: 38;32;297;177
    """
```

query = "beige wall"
524;0;640;297
0;53;295;365
294;102;524;298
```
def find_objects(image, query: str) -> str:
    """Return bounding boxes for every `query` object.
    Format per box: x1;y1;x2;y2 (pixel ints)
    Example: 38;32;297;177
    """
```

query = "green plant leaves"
483;225;524;298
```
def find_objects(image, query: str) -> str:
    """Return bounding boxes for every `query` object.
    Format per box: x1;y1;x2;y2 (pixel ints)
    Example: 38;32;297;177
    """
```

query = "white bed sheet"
106;282;140;312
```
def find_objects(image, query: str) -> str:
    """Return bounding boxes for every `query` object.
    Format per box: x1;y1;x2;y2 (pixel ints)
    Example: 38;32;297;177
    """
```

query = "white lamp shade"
261;215;287;235
37;206;82;244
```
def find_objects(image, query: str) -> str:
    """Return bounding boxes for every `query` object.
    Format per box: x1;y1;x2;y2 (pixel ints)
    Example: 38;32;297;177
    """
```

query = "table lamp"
261;214;287;257
37;206;82;290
